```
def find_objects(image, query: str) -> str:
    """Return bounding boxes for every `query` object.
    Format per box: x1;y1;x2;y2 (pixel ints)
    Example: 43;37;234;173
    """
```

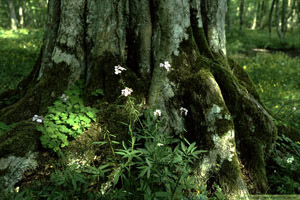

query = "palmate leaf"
86;111;95;119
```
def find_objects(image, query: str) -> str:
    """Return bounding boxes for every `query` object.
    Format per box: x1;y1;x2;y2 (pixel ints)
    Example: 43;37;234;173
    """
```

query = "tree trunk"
18;0;24;28
281;0;288;33
259;0;267;29
239;0;245;30
7;0;18;30
226;0;231;30
251;0;260;30
275;0;284;41
0;0;277;198
286;0;296;30
269;0;276;37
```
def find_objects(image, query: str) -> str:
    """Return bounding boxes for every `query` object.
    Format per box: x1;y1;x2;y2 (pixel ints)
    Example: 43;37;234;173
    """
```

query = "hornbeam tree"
0;0;277;198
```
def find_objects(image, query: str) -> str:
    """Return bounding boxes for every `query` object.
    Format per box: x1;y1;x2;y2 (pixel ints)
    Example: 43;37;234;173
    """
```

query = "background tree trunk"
251;0;260;30
226;0;231;30
0;0;277;198
281;0;288;33
239;0;245;30
18;0;24;28
286;0;296;30
259;0;267;29
275;0;284;41
7;0;18;30
269;0;276;37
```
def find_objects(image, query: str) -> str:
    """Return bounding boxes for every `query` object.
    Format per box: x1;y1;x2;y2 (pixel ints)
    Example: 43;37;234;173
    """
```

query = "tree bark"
0;0;277;198
286;0;296;30
269;0;276;37
275;0;284;41
7;0;18;30
18;0;24;28
281;0;288;33
259;0;267;29
226;0;231;30
239;0;245;30
251;0;260;30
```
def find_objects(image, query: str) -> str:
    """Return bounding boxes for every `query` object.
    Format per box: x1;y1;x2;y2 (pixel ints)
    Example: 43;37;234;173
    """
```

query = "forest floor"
0;28;299;198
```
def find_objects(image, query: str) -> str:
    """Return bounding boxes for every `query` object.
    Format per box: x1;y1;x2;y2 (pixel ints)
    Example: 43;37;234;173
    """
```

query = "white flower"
153;109;162;117
61;93;68;102
121;87;133;96
15;186;20;193
114;65;126;75
287;156;294;164
32;114;38;121
32;115;43;123
157;143;164;147
159;61;171;71
180;107;188;116
292;107;296;111
164;61;171;71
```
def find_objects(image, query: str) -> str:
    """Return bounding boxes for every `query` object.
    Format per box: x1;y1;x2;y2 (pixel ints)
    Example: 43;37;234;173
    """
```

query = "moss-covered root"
0;64;69;124
211;62;277;193
190;69;248;198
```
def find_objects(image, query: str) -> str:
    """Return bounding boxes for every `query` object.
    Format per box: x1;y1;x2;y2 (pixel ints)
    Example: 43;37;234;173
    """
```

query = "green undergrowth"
0;29;43;93
2;112;222;200
228;30;300;195
231;52;300;129
37;80;98;154
227;28;300;54
267;134;300;194
1;88;225;200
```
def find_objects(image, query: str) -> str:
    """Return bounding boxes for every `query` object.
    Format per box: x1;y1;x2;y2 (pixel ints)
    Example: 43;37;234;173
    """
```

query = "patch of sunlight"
0;29;29;39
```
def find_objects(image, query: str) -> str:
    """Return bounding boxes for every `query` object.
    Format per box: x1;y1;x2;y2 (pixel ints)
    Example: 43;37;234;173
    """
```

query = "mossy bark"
0;0;278;198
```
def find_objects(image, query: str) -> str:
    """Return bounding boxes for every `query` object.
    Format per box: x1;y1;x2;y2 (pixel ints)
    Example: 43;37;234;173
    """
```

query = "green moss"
0;121;40;157
219;158;242;193
227;57;260;101
239;138;268;193
0;63;70;124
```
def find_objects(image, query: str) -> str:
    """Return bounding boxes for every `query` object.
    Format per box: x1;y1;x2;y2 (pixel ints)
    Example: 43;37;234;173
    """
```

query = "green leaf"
155;191;170;198
113;172;120;186
86;111;95;119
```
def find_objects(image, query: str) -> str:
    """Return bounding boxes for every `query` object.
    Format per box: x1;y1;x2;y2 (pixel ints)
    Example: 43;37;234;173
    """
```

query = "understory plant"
37;81;98;153
268;134;300;194
2;64;227;200
92;64;219;199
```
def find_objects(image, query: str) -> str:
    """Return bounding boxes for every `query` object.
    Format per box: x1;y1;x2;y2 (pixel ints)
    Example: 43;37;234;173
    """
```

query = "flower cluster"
286;156;294;164
121;87;133;96
153;109;162;117
180;107;188;116
157;143;164;147
159;61;171;71
61;93;68;102
114;65;127;75
153;107;189;118
32;115;43;123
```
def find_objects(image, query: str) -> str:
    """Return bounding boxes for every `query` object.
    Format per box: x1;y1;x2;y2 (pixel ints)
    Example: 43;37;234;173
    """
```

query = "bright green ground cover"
227;28;300;54
0;29;43;93
231;53;300;129
227;28;300;129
